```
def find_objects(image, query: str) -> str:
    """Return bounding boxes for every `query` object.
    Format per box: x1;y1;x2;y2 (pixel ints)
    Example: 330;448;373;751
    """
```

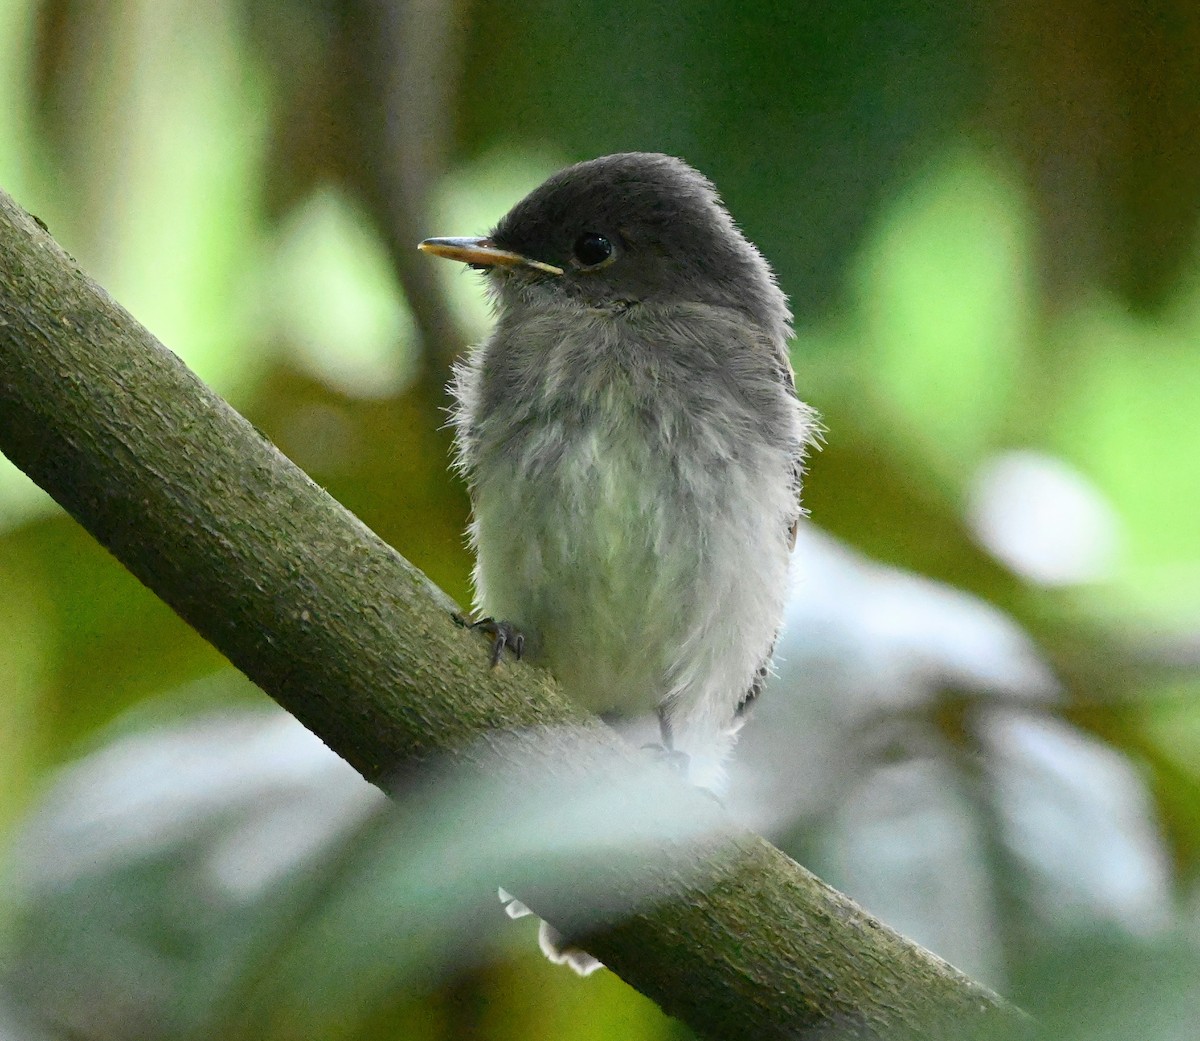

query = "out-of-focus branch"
0;190;1028;1041
342;0;469;399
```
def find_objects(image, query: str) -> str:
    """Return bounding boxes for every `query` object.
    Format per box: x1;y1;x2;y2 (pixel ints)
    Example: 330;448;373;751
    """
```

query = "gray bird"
420;152;816;793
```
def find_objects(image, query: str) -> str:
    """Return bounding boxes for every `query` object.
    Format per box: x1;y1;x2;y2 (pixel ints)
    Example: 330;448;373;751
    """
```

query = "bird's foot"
641;742;691;776
462;615;525;667
640;743;727;805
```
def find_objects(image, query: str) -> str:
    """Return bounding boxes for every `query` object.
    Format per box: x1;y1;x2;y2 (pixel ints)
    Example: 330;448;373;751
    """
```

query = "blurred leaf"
1017;936;1200;1041
0;461;56;534
44;0;272;396
853;151;1033;474
0;0;49;207
4;517;227;748
1049;298;1200;595
271;186;417;398
0;544;53;837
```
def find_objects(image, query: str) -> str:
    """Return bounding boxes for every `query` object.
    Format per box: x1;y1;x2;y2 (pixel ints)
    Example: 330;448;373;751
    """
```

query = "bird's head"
420;152;790;341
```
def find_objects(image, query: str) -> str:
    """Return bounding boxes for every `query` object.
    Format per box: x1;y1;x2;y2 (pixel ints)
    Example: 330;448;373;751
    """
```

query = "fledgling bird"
422;151;816;967
421;152;816;792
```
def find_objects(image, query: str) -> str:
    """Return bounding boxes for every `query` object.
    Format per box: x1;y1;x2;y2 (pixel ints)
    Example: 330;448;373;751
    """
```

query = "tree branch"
0;189;1027;1041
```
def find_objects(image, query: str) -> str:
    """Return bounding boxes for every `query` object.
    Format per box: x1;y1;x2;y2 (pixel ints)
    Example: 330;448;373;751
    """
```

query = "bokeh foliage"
1;1;1199;1038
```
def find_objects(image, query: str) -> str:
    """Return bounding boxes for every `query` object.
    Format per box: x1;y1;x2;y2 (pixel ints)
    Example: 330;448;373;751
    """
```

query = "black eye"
572;232;613;268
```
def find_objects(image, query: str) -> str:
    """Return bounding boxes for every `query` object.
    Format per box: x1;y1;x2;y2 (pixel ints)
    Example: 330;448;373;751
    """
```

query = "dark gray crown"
491;153;791;341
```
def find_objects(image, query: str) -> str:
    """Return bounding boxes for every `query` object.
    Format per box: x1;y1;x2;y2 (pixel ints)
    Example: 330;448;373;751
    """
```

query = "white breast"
469;373;798;790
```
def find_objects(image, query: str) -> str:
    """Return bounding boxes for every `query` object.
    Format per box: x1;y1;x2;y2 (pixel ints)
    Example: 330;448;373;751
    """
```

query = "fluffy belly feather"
471;408;794;765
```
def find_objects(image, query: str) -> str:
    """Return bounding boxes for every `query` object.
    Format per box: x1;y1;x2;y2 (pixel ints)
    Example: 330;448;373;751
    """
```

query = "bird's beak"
418;237;564;276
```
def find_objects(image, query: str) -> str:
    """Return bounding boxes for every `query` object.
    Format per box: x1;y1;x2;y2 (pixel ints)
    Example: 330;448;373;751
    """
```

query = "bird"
419;152;816;969
421;150;816;788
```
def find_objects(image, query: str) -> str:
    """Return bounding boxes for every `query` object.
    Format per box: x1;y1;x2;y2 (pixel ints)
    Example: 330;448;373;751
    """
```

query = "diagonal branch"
0;189;1028;1041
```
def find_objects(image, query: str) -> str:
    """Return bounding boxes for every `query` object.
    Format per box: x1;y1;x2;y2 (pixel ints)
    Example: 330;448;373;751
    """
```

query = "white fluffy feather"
455;301;813;792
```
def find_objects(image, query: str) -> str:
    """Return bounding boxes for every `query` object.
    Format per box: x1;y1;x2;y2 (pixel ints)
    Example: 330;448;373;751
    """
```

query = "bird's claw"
641;742;691;776
469;616;525;667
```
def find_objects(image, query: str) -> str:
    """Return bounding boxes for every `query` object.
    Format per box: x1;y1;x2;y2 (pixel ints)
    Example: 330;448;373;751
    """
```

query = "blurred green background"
1;1;1199;1039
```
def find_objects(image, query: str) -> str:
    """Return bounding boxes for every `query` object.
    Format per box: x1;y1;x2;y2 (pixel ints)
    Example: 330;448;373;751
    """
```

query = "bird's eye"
572;232;613;268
